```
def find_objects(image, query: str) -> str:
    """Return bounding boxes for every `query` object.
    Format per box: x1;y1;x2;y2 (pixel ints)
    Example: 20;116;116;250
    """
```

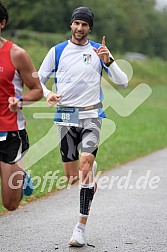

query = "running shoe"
69;228;86;247
22;171;34;196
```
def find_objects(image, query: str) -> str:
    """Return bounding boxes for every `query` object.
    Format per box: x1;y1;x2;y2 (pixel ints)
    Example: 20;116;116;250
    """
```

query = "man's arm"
94;36;128;88
8;45;43;112
12;45;43;101
38;47;62;107
105;60;128;88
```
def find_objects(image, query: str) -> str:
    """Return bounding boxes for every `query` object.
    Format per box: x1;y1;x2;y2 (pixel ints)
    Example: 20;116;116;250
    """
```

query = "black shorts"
58;118;102;162
0;129;29;164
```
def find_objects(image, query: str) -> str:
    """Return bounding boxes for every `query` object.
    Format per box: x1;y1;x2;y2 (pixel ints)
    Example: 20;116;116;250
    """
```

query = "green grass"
0;32;167;214
128;57;167;85
97;83;167;170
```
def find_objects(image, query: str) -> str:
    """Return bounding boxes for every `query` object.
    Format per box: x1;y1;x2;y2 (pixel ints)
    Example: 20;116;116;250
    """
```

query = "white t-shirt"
38;39;128;119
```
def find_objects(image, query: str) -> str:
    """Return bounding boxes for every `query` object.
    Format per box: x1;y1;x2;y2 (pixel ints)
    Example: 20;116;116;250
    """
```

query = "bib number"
61;113;71;120
54;106;79;126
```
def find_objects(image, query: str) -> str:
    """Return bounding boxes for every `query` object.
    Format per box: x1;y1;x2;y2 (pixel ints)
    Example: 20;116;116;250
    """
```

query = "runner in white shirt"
39;6;128;247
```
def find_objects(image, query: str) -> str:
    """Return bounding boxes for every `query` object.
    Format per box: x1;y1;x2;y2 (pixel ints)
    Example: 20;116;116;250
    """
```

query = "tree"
4;0;167;59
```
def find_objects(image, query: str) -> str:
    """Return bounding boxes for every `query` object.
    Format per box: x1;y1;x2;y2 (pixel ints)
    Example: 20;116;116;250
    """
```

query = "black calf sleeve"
80;186;95;217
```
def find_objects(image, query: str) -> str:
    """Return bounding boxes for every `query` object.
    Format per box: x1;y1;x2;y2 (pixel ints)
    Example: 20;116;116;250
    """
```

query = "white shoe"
69;228;86;247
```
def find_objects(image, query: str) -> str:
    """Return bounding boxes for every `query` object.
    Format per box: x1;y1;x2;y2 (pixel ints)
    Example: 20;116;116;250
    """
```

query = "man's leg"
69;154;97;247
63;160;79;186
0;129;33;211
58;125;80;185
78;118;101;225
79;153;96;223
69;118;101;247
0;161;24;211
58;120;100;246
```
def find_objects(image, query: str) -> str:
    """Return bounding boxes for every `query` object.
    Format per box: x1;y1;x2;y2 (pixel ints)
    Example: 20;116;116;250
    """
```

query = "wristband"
16;95;23;109
105;57;114;67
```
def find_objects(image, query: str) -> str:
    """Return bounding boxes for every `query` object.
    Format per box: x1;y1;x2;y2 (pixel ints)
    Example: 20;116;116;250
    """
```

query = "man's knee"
67;175;79;185
80;160;94;184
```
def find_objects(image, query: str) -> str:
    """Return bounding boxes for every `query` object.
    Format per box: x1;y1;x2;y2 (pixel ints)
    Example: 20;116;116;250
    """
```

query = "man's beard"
73;31;87;42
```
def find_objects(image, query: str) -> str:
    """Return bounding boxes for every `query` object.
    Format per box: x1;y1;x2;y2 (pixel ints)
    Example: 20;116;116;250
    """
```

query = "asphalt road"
0;148;167;252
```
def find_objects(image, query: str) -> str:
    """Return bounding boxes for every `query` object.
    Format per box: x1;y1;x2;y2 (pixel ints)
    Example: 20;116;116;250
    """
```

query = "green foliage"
3;0;167;59
124;57;167;86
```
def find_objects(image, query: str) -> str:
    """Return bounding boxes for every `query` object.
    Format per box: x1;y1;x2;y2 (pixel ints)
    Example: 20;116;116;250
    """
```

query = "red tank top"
0;40;25;131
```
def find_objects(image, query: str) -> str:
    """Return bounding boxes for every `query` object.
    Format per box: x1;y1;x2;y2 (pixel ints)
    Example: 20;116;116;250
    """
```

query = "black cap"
70;6;94;30
0;1;9;23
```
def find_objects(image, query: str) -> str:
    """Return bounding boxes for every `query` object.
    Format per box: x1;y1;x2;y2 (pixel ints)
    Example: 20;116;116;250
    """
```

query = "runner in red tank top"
0;1;43;211
0;40;26;131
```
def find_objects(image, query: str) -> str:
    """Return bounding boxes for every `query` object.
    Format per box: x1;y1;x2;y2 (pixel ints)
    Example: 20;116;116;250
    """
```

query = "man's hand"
93;36;111;65
93;36;114;66
8;97;21;112
46;92;62;107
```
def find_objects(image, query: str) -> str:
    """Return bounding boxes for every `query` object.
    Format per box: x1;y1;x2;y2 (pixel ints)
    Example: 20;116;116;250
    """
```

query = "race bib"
54;106;79;126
